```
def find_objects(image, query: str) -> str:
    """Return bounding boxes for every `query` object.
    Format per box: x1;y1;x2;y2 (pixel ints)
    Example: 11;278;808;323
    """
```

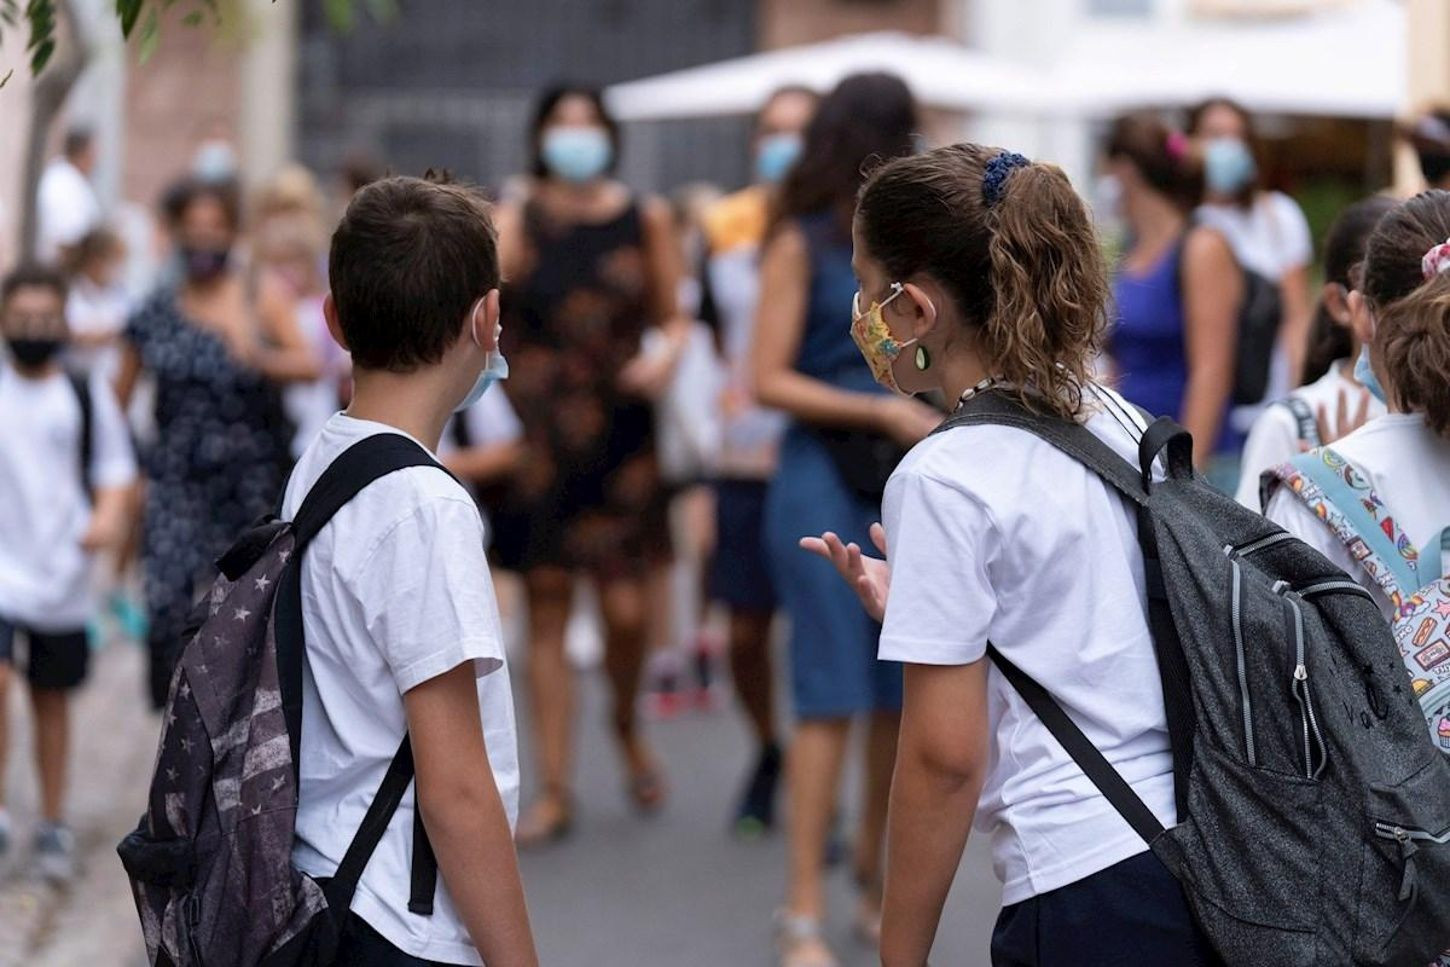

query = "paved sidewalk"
0;641;152;967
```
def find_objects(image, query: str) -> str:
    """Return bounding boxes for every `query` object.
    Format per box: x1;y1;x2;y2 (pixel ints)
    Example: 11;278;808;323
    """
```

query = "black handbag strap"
274;433;450;920
936;390;1197;826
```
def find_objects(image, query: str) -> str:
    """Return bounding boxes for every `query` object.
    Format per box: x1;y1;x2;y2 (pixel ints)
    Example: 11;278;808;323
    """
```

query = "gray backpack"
937;391;1450;966
117;435;445;966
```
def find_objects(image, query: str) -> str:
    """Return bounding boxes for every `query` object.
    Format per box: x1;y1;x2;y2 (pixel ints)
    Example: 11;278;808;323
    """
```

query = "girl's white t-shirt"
1234;361;1387;510
1267;412;1450;618
1195;192;1312;282
878;386;1176;906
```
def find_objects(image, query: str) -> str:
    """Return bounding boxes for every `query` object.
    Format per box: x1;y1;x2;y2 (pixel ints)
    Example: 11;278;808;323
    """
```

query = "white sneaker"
33;822;76;885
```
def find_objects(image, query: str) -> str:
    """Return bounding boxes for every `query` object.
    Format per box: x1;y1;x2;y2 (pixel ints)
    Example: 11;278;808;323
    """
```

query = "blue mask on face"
1203;138;1257;196
541;128;613;184
754;133;802;184
1353;345;1387;405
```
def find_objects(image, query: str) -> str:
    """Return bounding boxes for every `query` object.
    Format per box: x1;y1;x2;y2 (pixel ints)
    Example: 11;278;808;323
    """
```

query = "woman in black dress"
494;85;689;845
117;178;319;708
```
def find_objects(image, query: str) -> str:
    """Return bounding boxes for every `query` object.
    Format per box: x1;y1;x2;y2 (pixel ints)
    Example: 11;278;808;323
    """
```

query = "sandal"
627;768;667;814
775;910;838;967
515;790;573;849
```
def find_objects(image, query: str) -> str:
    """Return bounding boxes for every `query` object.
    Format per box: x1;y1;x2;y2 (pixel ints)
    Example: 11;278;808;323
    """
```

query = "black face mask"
181;245;232;283
6;338;65;369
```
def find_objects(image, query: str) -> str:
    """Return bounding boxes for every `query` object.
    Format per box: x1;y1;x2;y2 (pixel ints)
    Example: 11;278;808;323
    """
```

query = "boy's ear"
323;293;350;352
476;289;502;352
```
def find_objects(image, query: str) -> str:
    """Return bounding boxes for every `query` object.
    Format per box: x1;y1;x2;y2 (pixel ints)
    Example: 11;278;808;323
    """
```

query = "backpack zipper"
1298;579;1377;602
1280;589;1327;779
1373;822;1450;903
1230;559;1257;767
1230;532;1297;559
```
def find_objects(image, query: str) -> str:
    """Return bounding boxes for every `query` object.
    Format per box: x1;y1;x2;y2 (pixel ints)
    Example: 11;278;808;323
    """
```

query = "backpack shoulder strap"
275;433;449;920
934;389;1198;823
1279;396;1321;448
988;644;1166;844
67;372;94;500
931;391;1151;506
1276;447;1421;607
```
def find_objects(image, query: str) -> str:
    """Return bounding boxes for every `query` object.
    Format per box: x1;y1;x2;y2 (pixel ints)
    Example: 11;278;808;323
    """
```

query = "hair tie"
1165;131;1189;162
982;151;1030;208
1422;238;1450;281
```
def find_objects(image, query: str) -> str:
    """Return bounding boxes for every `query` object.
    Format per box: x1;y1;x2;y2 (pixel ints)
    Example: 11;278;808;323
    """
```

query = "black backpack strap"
274;434;450;921
937;390;1197;822
68;372;94;500
931;391;1149;506
987;645;1166;844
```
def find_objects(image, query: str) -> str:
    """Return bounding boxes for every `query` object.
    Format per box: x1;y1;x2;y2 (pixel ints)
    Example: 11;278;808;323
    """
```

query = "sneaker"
33;822;76;885
733;743;783;838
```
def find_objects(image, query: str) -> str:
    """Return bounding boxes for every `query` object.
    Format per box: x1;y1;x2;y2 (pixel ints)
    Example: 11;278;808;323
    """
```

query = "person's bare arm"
1180;227;1243;467
251;272;323;384
80;484;132;552
495;200;528;283
405;664;537;967
880;660;990;967
751;223;937;447
618;196;691;399
443;440;525;486
114;344;142;408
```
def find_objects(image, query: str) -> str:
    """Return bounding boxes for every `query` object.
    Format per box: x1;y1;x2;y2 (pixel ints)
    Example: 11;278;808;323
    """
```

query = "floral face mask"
850;282;915;393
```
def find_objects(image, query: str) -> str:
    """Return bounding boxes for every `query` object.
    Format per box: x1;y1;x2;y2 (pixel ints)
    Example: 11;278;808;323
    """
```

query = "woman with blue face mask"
492;84;690;848
1188;98;1315;404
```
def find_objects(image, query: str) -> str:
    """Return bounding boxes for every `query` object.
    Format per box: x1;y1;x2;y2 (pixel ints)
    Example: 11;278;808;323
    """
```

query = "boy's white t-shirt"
281;413;519;966
0;364;136;631
1267;412;1450;618
878;386;1176;906
1234;361;1387;510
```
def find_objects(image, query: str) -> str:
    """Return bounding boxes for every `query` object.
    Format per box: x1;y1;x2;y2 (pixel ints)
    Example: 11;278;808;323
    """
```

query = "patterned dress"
125;289;292;707
489;199;670;580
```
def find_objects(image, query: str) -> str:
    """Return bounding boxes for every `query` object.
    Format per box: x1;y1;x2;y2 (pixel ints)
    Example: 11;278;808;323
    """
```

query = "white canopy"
606;2;1407;125
604;31;1052;121
1049;0;1406;120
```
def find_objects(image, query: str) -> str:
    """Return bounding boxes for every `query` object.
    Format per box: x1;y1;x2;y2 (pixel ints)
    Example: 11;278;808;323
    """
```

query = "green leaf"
29;35;53;72
116;0;142;37
137;5;158;61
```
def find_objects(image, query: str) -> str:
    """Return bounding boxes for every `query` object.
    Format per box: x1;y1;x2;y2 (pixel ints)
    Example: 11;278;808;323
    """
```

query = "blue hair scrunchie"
982;151;1030;208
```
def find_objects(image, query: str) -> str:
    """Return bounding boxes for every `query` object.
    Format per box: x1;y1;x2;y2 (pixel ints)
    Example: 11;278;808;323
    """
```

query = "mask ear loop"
468;296;486;349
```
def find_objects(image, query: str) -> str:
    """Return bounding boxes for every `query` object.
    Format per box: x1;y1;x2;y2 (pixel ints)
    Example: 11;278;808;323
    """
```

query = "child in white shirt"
0;265;136;882
283;176;536;966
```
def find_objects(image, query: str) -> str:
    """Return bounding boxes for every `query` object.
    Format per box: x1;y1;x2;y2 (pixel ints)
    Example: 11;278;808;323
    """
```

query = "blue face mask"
455;302;509;412
541;128;613;184
754;133;802;184
1353;345;1387;405
1203;138;1257;196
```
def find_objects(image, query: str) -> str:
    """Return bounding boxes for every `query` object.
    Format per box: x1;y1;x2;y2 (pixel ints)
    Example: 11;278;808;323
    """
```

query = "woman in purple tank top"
1103;115;1242;471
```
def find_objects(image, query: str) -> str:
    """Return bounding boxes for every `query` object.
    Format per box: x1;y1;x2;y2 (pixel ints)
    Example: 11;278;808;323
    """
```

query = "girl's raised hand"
799;522;890;623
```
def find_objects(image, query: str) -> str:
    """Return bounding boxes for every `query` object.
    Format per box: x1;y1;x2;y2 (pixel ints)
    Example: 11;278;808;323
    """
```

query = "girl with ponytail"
802;143;1218;964
1267;190;1450;617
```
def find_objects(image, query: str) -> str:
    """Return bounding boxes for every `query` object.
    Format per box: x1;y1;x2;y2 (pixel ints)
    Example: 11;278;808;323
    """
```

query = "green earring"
914;345;931;371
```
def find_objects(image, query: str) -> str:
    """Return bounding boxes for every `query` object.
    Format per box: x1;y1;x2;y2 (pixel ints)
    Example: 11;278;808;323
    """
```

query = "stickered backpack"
117;435;443;966
1270;446;1450;757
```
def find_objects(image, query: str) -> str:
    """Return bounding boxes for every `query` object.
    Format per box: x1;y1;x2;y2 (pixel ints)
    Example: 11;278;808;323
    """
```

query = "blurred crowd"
4;71;1450;965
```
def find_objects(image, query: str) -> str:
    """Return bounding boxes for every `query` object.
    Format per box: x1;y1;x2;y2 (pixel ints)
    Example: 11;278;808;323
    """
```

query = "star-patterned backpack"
117;435;444;966
1270;446;1450;757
